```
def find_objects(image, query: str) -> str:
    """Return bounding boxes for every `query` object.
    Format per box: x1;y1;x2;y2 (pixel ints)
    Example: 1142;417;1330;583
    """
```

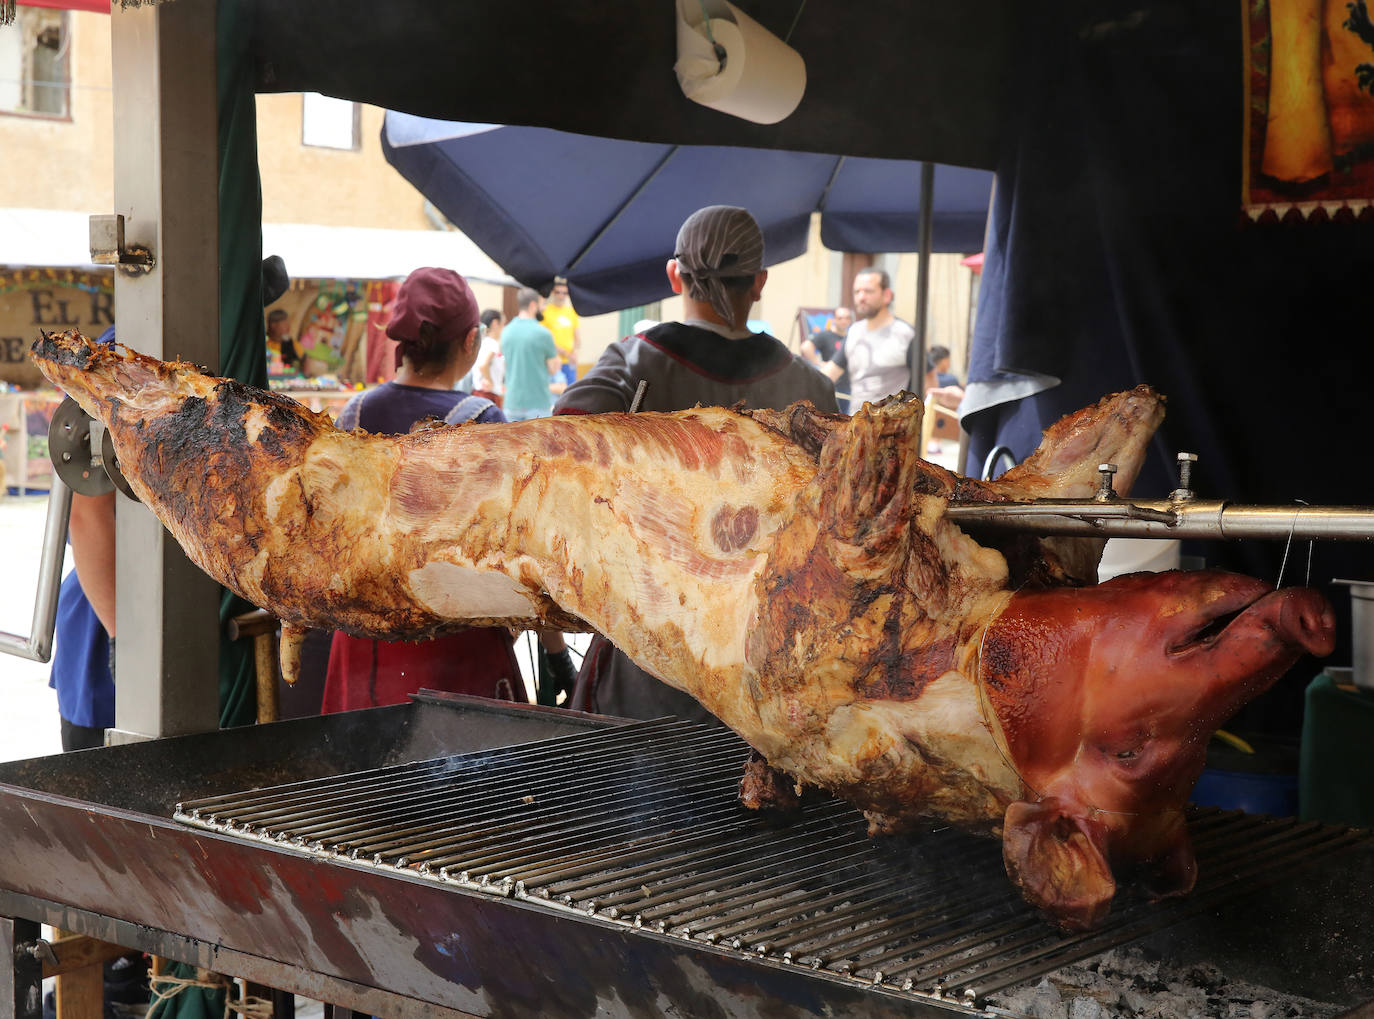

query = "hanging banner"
1244;0;1374;219
0;268;114;388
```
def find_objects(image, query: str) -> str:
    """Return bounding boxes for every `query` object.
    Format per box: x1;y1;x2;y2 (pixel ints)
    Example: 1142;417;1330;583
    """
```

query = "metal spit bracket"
100;426;139;501
48;397;113;497
0;400;141;664
89;214;155;276
47;397;138;501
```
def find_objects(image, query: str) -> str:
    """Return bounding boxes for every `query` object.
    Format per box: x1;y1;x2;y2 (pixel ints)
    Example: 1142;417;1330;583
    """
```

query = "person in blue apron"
323;267;529;712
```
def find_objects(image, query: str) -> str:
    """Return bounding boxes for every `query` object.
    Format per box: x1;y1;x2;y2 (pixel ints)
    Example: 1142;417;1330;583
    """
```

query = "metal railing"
0;476;71;663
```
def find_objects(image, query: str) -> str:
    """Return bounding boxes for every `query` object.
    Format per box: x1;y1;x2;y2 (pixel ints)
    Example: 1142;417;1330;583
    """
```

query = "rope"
148;970;222;1017
229;995;275;1019
784;0;808;43
148;969;273;1019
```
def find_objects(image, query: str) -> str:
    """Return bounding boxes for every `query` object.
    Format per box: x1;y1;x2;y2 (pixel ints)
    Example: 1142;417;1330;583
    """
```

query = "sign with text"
0;268;115;388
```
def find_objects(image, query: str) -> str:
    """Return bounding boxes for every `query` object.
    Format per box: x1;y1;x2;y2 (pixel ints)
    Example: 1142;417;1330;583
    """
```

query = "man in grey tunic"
555;204;837;724
821;267;916;408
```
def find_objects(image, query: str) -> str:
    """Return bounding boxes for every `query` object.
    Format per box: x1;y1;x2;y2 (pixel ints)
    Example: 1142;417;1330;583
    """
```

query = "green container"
1299;670;1374;827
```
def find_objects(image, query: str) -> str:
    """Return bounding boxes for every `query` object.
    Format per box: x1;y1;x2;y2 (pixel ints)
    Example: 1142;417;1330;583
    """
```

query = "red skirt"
322;627;527;713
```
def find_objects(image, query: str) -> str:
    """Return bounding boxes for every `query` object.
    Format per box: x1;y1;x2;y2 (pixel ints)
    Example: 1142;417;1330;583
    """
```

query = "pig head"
979;570;1335;930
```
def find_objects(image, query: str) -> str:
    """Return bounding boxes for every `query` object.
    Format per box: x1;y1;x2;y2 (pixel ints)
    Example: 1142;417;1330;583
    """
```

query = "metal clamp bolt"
1171;452;1199;503
1095;463;1118;502
24;939;58;967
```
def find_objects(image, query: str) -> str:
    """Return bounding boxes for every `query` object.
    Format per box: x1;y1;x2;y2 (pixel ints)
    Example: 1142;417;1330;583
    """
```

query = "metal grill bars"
177;719;1371;1008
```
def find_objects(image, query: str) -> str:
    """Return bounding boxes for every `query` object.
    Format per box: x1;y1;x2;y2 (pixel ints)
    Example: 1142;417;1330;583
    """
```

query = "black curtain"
964;1;1374;735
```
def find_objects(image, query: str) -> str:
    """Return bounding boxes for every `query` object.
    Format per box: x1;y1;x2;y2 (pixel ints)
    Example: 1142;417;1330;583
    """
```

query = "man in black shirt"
801;305;853;412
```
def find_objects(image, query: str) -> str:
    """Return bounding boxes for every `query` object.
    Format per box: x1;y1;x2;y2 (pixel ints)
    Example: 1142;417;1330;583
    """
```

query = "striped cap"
673;205;764;329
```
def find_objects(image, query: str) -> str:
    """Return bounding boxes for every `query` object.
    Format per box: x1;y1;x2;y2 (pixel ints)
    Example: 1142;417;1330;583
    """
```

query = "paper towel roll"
674;0;806;125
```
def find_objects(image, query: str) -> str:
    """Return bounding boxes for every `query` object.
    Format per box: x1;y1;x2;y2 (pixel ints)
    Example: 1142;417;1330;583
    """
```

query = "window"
0;8;70;119
301;92;359;150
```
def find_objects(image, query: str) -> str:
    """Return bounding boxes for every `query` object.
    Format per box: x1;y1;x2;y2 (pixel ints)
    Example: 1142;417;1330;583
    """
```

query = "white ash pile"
985;946;1344;1019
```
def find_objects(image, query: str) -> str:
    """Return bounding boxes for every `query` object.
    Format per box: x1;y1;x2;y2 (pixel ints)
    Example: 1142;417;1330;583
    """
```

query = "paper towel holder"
674;0;807;126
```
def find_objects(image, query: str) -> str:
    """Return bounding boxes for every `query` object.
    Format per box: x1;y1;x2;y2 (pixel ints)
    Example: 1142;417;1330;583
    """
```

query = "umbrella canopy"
382;114;994;316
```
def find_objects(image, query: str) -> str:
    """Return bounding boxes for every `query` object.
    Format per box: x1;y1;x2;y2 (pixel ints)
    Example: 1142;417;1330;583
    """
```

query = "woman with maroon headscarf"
322;267;528;711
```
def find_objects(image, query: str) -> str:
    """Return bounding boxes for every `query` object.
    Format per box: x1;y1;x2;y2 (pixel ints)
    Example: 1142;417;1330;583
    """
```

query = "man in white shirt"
821;267;916;408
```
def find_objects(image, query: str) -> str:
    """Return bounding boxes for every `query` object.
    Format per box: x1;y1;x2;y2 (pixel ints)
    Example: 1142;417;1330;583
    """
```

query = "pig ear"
1002;798;1115;931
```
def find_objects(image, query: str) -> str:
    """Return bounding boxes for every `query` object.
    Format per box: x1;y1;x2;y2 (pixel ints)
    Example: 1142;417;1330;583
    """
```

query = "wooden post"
49;933;131;1019
227;609;281;724
108;0;222;744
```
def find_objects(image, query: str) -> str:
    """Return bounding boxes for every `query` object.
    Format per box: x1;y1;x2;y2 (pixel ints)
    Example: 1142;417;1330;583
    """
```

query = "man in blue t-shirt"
500;287;561;421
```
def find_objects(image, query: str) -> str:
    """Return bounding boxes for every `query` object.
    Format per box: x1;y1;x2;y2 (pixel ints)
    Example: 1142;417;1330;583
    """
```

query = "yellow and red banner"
1245;0;1374;218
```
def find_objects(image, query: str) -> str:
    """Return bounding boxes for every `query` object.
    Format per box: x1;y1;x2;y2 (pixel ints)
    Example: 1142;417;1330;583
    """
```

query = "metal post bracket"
88;214;155;275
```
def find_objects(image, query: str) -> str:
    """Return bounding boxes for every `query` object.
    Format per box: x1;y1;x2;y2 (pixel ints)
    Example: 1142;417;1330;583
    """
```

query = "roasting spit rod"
945;500;1374;542
947;454;1374;541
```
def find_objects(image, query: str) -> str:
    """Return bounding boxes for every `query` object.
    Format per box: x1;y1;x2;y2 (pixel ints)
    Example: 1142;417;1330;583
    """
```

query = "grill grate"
175;718;1371;1008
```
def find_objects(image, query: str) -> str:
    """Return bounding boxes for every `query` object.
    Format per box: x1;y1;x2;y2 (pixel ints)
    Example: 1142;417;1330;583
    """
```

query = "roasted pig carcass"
31;330;1335;930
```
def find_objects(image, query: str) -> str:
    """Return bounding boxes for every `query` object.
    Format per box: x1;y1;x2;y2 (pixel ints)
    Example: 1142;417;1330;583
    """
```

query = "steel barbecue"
0;694;1370;1018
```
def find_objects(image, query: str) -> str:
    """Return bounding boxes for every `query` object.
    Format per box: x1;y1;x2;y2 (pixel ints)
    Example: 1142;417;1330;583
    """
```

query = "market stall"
3;1;1374;1018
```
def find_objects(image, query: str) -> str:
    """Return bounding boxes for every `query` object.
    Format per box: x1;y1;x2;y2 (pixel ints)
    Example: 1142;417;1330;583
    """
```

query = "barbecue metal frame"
0;697;985;1019
1;696;1371;1019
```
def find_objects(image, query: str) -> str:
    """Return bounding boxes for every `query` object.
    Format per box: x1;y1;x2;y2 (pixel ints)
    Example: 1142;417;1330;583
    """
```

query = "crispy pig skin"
31;330;1335;930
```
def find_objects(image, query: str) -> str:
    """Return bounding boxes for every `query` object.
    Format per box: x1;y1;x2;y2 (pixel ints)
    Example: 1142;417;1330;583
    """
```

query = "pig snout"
1268;587;1337;658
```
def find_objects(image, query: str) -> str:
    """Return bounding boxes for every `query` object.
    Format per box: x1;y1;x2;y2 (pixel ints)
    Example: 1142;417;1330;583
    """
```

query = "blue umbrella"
382;112;994;317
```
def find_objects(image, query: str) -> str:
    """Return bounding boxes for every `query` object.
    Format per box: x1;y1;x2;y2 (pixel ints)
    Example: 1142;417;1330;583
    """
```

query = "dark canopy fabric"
217;0;266;733
248;0;1009;171
963;0;1374;731
381;115;993;314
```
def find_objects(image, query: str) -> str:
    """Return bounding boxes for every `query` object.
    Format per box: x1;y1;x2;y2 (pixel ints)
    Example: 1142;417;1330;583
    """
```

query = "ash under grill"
175;718;1371;1009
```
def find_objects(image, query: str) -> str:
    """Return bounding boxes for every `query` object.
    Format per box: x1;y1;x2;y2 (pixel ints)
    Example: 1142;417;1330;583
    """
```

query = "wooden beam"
43;934;137;980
